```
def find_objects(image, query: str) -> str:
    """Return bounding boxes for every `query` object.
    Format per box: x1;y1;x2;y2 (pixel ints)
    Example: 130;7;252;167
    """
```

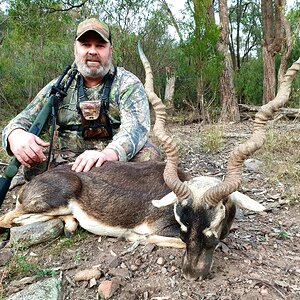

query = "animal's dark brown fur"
18;161;190;229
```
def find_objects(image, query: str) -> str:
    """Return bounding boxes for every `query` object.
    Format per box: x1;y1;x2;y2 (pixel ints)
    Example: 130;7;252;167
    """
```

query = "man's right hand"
8;129;50;167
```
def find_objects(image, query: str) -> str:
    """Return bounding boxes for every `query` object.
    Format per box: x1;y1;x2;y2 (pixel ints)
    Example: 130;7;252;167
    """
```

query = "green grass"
6;250;58;279
198;126;224;153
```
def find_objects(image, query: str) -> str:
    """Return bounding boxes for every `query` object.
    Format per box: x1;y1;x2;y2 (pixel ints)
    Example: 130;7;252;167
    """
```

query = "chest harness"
58;66;118;140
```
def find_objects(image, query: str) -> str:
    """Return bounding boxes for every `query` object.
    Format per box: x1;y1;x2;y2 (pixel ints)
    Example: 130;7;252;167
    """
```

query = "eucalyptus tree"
81;0;176;101
228;0;261;70
217;0;240;123
0;0;75;114
261;0;287;103
183;0;222;123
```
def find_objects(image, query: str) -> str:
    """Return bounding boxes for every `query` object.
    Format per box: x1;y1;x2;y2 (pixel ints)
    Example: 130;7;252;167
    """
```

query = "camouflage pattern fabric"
23;140;162;181
2;65;152;162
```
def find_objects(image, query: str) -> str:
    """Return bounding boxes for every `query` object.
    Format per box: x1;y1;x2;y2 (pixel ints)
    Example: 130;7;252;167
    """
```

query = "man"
2;18;160;179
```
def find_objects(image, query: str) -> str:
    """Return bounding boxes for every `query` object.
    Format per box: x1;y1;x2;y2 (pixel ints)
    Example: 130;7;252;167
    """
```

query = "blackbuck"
1;44;299;280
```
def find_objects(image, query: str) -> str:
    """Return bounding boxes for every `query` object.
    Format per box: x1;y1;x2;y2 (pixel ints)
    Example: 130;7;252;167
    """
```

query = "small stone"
156;257;165;265
143;243;156;253
134;258;142;266
107;256;119;268
89;277;97;288
98;279;120;299
260;287;269;295
108;268;131;278
130;264;138;271
244;158;262;172
74;268;102;282
170;266;177;272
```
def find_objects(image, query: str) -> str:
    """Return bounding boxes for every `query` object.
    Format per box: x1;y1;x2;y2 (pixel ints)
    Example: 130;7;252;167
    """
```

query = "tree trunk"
164;66;176;111
262;45;276;103
161;0;183;43
196;77;209;123
277;1;292;87
261;0;284;103
218;0;240;123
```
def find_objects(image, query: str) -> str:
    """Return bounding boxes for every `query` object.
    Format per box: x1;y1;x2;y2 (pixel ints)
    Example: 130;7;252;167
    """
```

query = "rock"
156;257;165;265
89;278;97;288
244;159;262;172
9;175;26;190
10;219;64;247
107;255;119;268
143;243;156;253
235;208;245;220
74;268;102;281
107;267;131;278
130;264;138;271
98;279;120;299
6;278;61;300
0;247;14;266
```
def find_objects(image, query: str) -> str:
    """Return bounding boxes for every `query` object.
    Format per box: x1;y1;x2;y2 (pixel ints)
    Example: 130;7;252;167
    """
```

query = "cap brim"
76;29;110;43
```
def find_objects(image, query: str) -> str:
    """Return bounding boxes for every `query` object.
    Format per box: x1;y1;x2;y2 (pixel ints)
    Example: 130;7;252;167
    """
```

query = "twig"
250;278;286;299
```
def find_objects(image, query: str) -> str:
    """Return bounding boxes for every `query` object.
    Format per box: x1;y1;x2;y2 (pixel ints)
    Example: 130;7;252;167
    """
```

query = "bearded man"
2;18;161;180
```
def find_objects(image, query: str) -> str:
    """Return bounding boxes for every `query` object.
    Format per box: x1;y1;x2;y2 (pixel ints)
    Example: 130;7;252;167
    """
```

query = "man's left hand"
72;149;118;172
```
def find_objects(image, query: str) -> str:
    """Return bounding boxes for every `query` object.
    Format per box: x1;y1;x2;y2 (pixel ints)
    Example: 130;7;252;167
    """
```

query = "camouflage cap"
76;18;111;43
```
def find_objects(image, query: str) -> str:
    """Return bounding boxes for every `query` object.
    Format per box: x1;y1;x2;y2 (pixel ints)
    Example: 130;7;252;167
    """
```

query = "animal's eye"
181;219;189;227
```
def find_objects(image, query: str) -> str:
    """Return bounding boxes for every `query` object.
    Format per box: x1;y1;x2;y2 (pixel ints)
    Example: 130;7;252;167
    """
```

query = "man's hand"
8;129;50;167
72;148;118;172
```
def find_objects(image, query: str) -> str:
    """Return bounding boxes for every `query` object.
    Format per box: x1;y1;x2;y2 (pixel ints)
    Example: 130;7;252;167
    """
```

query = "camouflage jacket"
2;65;150;162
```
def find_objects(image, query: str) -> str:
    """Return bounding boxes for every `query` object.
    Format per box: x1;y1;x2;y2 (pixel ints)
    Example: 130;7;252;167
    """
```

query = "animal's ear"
152;192;177;208
229;191;266;212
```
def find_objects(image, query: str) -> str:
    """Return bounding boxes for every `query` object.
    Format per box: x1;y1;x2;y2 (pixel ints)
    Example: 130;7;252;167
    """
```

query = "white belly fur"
69;201;153;239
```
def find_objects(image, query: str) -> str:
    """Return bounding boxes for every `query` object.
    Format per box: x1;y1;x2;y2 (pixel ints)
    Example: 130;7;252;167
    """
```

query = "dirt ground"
0;120;300;300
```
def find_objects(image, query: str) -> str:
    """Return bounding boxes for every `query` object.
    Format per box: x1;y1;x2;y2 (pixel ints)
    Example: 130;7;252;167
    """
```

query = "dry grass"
254;126;300;204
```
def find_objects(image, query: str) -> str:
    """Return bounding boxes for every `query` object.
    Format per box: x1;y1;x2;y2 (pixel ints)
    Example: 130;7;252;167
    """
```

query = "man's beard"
75;54;112;79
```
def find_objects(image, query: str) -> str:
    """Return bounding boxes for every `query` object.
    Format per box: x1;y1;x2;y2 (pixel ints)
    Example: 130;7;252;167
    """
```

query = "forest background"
0;0;300;129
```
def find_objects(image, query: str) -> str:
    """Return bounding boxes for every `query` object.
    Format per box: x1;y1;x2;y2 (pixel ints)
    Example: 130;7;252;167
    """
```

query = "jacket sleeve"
1;80;55;155
105;70;150;161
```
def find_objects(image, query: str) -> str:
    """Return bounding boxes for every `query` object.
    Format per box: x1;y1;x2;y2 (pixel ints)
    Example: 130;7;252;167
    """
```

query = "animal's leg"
60;215;79;237
0;207;25;228
13;214;55;226
125;230;185;248
144;235;186;248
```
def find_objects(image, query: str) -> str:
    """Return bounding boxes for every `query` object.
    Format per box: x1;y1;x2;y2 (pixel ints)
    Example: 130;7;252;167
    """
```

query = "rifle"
0;65;78;206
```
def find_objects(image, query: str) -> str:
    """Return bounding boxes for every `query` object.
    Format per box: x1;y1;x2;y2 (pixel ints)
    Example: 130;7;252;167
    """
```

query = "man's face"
74;31;112;79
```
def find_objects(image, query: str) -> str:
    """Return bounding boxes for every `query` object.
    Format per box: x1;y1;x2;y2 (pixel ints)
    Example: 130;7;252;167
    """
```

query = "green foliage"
1;0;299;124
0;0;74;118
172;0;223;112
36;268;58;278
57;228;89;248
277;230;289;239
74;250;82;263
6;247;57;279
234;57;264;105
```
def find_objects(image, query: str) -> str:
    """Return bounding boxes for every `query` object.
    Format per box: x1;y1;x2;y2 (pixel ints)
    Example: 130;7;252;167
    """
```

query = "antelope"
0;43;299;280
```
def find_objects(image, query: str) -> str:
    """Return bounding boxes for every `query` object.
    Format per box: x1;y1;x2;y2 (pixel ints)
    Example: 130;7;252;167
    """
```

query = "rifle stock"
0;65;77;206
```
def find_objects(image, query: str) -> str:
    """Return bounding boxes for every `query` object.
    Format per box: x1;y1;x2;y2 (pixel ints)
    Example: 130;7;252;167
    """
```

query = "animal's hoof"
64;228;75;238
